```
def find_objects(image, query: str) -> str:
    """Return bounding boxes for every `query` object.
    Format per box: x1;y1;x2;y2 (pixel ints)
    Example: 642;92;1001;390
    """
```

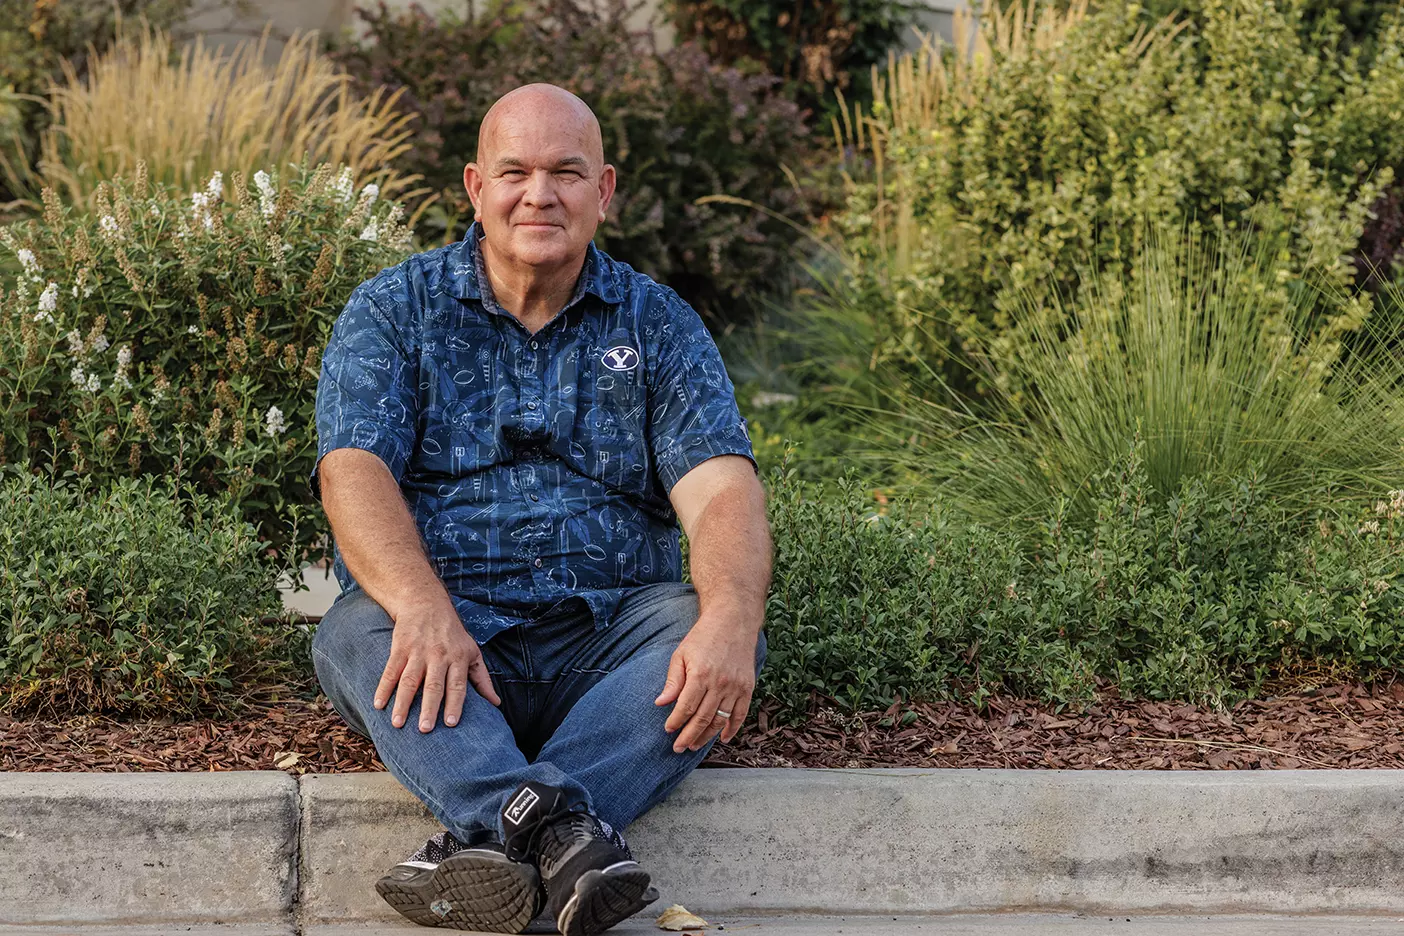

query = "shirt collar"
449;220;622;307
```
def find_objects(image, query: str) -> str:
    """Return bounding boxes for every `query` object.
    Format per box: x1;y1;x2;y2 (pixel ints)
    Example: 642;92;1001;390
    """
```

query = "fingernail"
446;716;457;726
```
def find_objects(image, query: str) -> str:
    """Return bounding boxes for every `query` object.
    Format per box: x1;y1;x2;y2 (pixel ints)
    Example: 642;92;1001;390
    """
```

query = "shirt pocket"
575;357;650;492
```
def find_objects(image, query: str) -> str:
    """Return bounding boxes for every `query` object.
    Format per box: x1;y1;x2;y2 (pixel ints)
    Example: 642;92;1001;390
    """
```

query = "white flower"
254;170;277;218
113;371;132;390
16;248;40;280
65;329;84;355
187;324;201;335
358;183;379;207
70;364;86;387
205;171;224;200
264;405;287;437
99;215;120;239
91;333;109;354
150;204;162;218
33;309;53;324
151;387;166;405
86;372;100;393
116;345;132;367
358;219;379;242
189;191;215;231
38;281;58;313
333;167;354;204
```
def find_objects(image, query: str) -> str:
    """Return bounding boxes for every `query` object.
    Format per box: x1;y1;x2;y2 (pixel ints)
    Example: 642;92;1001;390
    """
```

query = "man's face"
464;99;615;270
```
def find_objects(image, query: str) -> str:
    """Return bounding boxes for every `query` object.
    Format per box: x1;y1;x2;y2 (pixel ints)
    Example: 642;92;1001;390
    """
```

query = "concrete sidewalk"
6;917;1404;935
5;769;1404;927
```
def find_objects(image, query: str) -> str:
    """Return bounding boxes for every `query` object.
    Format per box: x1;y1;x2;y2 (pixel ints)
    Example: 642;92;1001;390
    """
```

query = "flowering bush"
0;162;415;563
0;467;304;717
333;0;823;325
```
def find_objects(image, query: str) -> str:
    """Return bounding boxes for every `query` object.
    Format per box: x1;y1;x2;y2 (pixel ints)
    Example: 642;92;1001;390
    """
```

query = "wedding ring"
715;709;732;719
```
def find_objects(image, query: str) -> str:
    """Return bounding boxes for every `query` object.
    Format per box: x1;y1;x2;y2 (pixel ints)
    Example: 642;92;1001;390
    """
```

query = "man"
308;83;772;936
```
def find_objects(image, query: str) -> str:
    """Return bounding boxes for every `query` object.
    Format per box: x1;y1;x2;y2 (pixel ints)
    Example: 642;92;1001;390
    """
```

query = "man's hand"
654;611;760;753
374;596;501;732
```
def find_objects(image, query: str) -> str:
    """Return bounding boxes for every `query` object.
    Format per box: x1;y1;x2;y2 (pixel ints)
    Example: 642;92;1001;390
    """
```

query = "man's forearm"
685;480;772;631
318;448;450;620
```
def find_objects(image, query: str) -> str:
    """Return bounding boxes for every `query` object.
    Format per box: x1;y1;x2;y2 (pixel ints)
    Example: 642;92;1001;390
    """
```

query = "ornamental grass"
5;22;427;218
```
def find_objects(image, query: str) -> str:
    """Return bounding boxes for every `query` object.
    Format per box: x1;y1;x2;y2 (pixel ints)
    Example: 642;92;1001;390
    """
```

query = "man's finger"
444;661;469;727
466;652;500;706
419;659;449;733
392;658;425;729
721;690;752;743
654;651;685;706
664;667;705;735
676;688;723;753
374;647;408;710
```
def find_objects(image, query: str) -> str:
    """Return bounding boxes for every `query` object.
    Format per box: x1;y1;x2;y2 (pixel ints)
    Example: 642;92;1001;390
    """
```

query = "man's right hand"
373;596;501;733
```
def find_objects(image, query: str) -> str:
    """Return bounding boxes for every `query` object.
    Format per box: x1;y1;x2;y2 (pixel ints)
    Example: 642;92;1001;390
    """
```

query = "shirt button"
534;558;543;568
529;493;540;502
530;340;539;350
527;401;537;410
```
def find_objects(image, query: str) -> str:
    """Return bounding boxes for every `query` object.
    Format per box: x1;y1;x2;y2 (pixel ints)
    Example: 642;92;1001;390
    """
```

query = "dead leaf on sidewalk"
656;904;708;930
274;751;301;770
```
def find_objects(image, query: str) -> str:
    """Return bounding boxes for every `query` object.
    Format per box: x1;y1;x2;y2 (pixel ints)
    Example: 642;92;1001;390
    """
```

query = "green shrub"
759;442;1404;718
0;468;305;717
0;162;414;563
834;0;1404;395
333;0;823;325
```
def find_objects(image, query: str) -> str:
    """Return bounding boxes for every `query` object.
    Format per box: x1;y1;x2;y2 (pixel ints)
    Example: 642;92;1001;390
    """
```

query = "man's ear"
463;163;483;217
597;163;617;223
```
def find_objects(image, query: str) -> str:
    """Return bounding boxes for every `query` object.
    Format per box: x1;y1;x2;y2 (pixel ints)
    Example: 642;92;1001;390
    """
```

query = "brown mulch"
7;678;1404;772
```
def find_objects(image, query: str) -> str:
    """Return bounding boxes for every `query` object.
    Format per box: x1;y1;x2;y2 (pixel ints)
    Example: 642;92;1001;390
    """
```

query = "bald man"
309;84;771;935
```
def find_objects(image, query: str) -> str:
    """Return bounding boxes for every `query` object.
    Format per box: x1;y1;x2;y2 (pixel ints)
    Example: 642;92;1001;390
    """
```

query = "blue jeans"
312;580;767;847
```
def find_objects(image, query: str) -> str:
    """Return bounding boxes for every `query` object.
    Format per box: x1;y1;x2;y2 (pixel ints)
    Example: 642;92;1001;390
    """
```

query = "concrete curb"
5;769;1404;925
0;772;298;924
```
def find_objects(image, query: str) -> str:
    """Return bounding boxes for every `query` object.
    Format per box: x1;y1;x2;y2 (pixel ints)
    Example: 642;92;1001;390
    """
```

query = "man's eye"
503;170;525;177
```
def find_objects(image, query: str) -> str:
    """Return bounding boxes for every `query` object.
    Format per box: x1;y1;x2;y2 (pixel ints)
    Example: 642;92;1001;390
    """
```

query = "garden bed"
7;678;1404;773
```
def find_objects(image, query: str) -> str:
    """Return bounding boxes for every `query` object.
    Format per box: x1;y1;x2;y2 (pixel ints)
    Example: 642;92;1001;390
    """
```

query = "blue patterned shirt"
310;221;757;645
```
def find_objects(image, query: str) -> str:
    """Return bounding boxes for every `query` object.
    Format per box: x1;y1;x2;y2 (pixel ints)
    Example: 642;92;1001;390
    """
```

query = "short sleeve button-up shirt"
311;220;758;646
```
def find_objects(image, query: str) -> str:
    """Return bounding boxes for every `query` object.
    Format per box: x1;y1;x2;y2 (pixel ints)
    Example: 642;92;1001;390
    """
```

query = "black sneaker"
375;829;543;932
500;781;657;936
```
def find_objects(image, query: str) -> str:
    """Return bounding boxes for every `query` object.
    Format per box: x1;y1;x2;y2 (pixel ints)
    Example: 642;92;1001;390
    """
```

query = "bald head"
463;82;617;278
476;83;604;171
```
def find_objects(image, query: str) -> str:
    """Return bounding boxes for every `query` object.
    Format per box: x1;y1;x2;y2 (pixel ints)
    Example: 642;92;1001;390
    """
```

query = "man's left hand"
654;611;760;753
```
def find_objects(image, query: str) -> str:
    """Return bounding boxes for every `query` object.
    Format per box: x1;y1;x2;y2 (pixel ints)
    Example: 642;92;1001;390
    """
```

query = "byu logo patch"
602;345;639;371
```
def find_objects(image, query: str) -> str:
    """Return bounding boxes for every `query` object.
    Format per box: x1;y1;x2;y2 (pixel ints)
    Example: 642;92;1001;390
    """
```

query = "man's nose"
522;169;558;207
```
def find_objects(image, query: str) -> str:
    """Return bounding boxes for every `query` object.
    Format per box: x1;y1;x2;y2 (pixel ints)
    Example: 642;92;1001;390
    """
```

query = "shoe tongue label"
504;787;541;826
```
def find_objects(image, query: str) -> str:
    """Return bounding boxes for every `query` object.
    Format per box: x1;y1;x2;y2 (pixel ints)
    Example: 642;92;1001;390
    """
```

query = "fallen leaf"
656;904;708;931
274;751;301;770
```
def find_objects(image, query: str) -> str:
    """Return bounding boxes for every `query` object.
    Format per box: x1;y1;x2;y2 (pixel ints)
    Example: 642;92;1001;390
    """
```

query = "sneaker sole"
375;850;541;932
556;861;653;936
